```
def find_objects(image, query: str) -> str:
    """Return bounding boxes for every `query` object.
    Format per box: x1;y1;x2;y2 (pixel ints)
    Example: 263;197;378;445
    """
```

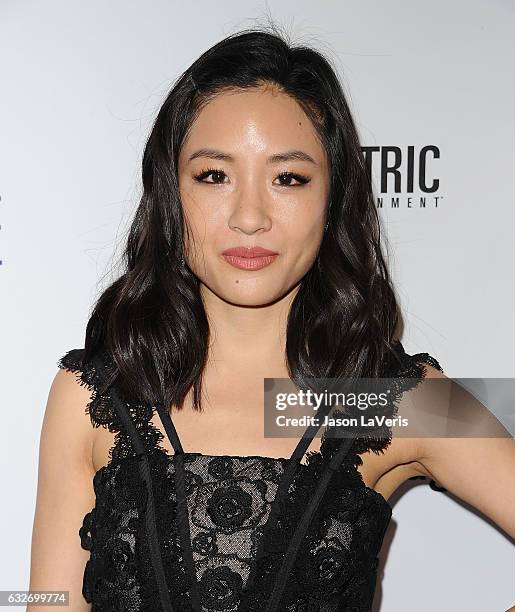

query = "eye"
274;171;310;187
192;168;311;187
193;168;227;184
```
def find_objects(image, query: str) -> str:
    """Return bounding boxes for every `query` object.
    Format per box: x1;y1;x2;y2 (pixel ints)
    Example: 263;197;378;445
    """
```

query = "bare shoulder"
360;363;451;497
45;367;96;465
29;367;96;610
408;364;515;537
410;361;512;472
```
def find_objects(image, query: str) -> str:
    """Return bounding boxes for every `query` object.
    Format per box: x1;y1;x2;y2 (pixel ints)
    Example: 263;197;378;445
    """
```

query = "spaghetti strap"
243;399;337;595
155;402;184;454
153;395;333;466
287;404;333;464
103;378;175;612
152;392;337;607
59;341;437;610
265;435;356;611
153;406;201;610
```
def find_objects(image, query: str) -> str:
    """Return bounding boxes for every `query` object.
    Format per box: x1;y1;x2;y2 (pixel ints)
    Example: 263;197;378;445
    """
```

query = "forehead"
180;85;327;162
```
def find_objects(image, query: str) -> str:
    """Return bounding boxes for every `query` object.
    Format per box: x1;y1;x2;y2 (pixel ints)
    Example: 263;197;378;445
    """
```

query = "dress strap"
153;392;336;608
155;402;184;454
154;395;332;466
265;435;357;611
243;398;337;595
154;402;201;610
91;356;175;612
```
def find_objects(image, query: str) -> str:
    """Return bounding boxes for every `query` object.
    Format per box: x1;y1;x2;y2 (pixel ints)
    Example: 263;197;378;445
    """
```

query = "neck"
199;283;299;375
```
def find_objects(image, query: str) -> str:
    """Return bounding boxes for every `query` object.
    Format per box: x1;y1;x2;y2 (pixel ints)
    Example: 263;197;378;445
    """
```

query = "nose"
228;181;273;235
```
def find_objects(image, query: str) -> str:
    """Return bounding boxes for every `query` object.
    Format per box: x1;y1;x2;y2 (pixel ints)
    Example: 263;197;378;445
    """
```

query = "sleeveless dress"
57;341;443;611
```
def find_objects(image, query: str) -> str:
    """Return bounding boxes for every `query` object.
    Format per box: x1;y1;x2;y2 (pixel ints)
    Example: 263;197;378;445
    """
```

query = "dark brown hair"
83;25;401;411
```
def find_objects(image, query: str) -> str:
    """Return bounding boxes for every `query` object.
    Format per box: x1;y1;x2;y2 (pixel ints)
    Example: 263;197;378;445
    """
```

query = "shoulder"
57;347;100;390
381;341;447;470
54;348;96;408
42;349;100;474
56;346;116;429
407;368;515;537
397;346;512;491
55;346;156;464
30;352;102;598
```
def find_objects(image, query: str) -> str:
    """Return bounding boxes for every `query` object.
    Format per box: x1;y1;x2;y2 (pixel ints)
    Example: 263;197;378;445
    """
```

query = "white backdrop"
1;1;514;610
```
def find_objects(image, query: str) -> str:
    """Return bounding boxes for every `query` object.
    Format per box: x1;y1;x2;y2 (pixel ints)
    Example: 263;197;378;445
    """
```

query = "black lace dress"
57;341;443;611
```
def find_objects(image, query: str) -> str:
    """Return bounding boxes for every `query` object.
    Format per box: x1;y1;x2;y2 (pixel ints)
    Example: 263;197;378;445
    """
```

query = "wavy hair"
84;25;401;411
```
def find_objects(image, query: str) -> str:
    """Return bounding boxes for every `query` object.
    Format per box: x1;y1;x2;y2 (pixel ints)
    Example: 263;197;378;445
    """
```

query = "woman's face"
178;84;330;307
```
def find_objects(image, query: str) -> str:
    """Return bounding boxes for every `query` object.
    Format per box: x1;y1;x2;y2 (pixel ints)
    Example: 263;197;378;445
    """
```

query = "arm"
28;368;96;610
413;364;515;540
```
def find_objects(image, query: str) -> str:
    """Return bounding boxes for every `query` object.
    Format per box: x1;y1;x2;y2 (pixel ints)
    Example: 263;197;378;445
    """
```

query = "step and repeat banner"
1;2;513;611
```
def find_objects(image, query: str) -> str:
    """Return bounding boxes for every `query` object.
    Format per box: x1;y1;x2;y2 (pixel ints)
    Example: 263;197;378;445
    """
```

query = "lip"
221;246;279;271
222;246;278;257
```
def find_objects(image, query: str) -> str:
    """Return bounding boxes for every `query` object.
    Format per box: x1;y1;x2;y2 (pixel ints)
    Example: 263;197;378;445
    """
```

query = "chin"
209;281;289;308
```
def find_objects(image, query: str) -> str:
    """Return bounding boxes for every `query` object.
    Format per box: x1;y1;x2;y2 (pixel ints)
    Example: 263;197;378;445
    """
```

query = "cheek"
278;183;327;222
282;198;326;238
181;195;228;266
181;189;222;234
284;218;325;272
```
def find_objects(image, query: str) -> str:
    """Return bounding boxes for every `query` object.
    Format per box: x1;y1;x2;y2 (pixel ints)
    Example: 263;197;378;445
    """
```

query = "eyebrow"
187;148;317;165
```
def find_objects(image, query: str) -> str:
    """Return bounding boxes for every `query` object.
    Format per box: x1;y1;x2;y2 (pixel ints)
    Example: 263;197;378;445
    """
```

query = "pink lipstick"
221;246;279;270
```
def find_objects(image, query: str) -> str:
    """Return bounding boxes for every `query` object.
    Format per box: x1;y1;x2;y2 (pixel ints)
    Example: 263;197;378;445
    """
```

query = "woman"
29;26;514;611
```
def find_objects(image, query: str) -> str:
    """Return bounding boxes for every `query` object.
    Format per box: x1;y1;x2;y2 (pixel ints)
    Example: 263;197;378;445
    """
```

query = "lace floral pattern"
57;342;443;611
